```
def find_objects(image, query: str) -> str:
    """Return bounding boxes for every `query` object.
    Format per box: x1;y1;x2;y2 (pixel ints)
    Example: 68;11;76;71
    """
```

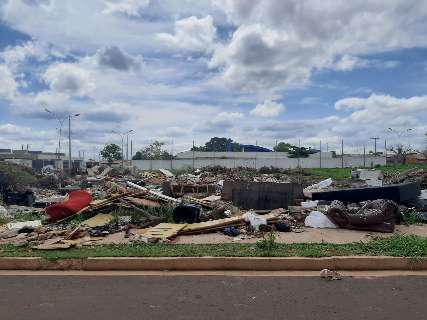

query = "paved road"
0;273;426;320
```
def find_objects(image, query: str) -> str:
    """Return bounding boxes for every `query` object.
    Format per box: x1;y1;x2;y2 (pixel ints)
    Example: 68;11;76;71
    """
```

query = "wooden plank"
81;213;113;228
179;212;280;235
126;197;161;208
144;223;187;239
180;216;243;233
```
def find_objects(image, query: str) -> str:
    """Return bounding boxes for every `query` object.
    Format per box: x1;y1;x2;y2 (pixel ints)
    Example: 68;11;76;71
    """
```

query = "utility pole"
64;113;81;175
319;140;322;168
370;137;380;155
192;140;195;169
68;115;72;175
341;139;344;168
130;140;133;160
384;139;387;159
363;144;366;167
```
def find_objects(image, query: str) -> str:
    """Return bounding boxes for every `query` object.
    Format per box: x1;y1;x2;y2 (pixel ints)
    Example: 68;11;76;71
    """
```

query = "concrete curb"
0;256;426;271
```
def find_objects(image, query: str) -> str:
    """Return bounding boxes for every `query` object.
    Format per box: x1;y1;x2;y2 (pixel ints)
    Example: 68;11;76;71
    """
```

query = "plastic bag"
304;211;337;228
242;211;267;231
303;178;333;198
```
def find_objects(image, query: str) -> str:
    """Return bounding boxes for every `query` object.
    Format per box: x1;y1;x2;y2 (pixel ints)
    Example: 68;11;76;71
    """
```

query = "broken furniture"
45;190;92;221
222;181;302;210
326;199;399;233
3;190;35;206
312;182;420;204
172;204;201;223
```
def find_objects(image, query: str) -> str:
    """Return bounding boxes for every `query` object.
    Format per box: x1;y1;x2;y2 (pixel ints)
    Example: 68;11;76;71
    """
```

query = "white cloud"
211;0;427;91
0;123;20;134
250;100;285;117
335;94;427;123
194;111;244;133
0;65;17;98
42;63;95;96
157;15;217;52
209;23;327;91
1;1;427;154
216;111;244;120
103;0;150;17
332;55;369;71
0;40;49;71
0;122;55;150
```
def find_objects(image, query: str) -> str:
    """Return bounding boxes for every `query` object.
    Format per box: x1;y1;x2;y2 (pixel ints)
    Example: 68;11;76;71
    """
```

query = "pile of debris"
0;163;426;250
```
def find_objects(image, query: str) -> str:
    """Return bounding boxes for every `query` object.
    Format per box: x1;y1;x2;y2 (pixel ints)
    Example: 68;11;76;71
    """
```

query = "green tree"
191;137;242;152
132;141;173;160
274;141;317;158
101;144;122;163
273;142;293;152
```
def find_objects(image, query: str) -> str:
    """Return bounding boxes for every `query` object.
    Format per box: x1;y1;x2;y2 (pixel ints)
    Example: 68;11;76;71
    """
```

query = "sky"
0;0;426;158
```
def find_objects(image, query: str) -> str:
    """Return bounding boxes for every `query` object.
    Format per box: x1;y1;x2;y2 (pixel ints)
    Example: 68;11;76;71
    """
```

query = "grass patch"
306;164;427;181
378;163;427;175
306;168;352;180
0;235;426;260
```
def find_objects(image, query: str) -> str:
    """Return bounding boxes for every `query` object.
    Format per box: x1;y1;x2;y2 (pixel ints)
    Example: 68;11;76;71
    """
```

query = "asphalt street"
0;273;426;320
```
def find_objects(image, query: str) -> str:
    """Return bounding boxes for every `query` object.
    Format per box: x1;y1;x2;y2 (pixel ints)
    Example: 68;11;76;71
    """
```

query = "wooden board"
126;197;161;208
81;213;113;228
144;223;187;239
180;212;280;235
180;216;243;234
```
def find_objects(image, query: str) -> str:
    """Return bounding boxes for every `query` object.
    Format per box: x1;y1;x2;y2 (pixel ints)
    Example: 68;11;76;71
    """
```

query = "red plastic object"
45;190;92;222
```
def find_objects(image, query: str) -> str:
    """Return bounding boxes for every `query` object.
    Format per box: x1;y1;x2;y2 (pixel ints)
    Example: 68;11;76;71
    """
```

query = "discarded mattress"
45;190;92;222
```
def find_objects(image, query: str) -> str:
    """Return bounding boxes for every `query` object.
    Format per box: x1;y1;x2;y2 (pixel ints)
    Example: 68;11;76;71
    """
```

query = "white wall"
176;151;335;159
4;158;33;168
132;154;386;170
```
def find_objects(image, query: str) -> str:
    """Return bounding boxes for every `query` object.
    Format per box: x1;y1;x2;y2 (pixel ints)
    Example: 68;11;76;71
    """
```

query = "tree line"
100;137;318;162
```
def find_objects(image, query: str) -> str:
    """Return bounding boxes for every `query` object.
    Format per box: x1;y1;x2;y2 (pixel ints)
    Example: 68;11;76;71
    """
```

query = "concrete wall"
176;151;335;159
132;154;386;170
4;158;33;168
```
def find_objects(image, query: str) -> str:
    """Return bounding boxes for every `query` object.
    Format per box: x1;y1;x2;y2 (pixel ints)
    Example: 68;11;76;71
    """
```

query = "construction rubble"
0;164;426;250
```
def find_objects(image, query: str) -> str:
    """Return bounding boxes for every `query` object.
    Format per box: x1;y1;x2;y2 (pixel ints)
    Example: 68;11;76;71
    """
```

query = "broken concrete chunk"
158;169;174;178
6;220;42;230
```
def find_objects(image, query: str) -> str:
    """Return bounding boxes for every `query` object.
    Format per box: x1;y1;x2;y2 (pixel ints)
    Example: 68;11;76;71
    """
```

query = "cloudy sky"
0;0;426;158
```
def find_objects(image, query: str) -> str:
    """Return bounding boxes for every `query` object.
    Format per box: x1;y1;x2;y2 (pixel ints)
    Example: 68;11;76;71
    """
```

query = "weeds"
256;231;279;255
0;235;426;259
401;209;421;225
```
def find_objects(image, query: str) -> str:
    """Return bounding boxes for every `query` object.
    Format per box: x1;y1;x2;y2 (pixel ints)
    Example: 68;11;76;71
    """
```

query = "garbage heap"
0;165;425;250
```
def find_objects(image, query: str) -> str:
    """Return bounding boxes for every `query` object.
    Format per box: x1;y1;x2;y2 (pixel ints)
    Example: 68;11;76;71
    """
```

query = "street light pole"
67;113;80;175
112;130;133;167
44;108;66;159
44;108;79;173
68;115;72;175
126;134;129;161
